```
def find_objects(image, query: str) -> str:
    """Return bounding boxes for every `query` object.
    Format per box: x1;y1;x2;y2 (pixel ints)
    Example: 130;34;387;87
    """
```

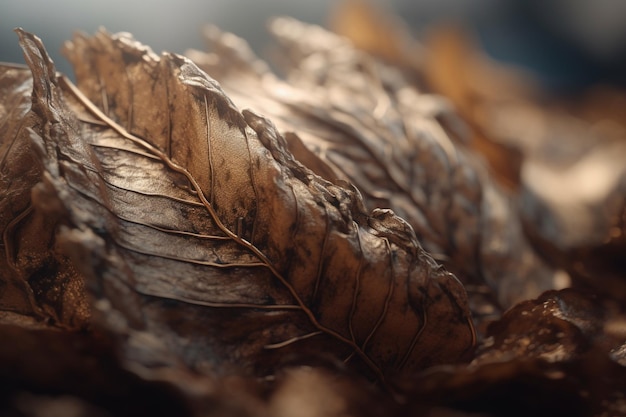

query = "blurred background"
2;0;626;92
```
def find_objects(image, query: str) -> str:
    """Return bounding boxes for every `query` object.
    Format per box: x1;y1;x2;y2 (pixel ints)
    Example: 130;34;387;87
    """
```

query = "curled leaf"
186;19;559;317
1;29;476;384
396;289;626;417
418;24;626;301
0;49;88;328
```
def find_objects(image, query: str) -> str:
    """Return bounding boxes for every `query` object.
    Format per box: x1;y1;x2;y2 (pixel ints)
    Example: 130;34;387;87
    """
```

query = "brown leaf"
1;14;625;417
396;289;626;417
418;25;626;300
1;29;476;387
186;20;558;317
0;47;88;328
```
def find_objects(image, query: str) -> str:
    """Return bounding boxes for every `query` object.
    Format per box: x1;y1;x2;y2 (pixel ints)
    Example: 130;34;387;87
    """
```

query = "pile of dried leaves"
1;3;625;416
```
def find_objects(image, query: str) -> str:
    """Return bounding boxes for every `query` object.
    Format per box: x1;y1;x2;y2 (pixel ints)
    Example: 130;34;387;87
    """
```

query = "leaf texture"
397;289;626;417
185;19;559;315
1;29;476;382
0;57;88;328
2;20;626;417
415;24;626;302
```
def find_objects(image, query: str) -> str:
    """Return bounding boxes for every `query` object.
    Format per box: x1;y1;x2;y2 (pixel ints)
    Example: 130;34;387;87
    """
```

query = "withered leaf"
0;28;476;384
2;14;626;417
418;25;626;301
0;58;88;328
186;19;558;316
396;289;626;417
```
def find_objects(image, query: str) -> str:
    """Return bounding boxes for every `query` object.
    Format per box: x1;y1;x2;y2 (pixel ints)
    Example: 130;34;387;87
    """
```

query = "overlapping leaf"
0;58;88;328
186;19;558;316
1;17;626;417
396;289;626;416
413;24;626;301
0;29;476;383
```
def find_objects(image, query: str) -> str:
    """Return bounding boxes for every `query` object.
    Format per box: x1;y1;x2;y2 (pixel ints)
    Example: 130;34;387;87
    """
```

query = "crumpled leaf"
2;12;626;417
1;28;476;386
185;18;559;318
395;289;626;417
419;25;626;301
0;59;89;328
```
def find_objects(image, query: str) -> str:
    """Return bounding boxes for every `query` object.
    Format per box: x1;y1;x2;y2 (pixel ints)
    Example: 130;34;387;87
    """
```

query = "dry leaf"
0;59;89;328
186;19;559;317
396;289;626;417
419;25;626;300
0;29;476;388
3;11;626;417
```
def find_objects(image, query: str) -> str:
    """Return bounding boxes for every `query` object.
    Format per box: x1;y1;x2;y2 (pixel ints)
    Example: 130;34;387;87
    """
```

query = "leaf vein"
59;74;387;384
